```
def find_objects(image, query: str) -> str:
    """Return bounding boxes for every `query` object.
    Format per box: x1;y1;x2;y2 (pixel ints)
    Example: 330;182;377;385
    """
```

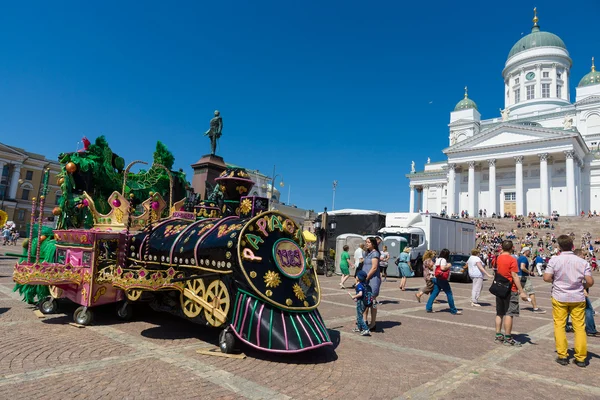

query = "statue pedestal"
191;154;227;199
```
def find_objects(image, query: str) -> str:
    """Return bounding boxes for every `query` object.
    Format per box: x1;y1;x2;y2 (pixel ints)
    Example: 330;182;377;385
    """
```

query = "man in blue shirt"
518;247;545;314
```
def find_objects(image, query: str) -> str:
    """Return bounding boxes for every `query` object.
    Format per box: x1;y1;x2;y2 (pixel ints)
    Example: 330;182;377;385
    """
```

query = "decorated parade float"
13;124;332;354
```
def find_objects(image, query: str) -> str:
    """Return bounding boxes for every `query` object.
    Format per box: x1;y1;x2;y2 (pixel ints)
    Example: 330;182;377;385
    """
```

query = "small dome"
578;57;600;87
454;87;478;111
507;9;567;61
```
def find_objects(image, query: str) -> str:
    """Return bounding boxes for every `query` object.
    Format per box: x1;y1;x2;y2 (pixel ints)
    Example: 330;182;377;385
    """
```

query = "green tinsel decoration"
12;225;55;304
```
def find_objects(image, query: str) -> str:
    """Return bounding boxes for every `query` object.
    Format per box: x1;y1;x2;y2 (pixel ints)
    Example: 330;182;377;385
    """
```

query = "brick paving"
1;254;599;399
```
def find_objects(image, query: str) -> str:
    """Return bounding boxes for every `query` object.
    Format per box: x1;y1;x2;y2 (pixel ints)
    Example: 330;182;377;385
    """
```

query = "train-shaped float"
14;157;332;354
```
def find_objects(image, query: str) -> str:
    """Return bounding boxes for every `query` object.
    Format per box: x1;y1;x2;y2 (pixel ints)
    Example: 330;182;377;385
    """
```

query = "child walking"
349;270;371;336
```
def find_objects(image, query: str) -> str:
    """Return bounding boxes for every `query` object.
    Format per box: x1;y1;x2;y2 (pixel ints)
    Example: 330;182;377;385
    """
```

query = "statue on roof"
204;110;223;155
563;115;573;130
427;157;431;164
411;161;416;173
500;108;510;122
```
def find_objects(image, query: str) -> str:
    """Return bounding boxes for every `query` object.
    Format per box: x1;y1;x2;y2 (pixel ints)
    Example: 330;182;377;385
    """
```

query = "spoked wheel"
126;289;143;302
73;306;94;325
38;296;58;314
219;327;236;354
204;280;231;327
180;278;206;318
116;302;133;321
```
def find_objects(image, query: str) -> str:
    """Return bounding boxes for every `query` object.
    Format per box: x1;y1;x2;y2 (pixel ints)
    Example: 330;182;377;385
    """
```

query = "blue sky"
0;1;597;213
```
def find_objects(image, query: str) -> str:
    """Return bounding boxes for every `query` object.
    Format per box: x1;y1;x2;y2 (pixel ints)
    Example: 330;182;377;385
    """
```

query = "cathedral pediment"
445;123;579;153
575;95;600;106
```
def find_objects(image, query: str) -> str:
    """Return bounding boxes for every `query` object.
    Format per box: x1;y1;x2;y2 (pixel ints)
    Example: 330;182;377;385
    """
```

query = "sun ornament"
301;273;312;287
240;198;252;214
292;283;306;301
264;271;281;288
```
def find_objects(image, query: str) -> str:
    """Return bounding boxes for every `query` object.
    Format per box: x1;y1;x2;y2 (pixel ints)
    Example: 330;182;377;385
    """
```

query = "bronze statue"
204;110;223;155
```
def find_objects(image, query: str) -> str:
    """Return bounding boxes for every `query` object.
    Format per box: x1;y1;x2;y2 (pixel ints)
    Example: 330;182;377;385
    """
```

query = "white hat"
521;247;531;253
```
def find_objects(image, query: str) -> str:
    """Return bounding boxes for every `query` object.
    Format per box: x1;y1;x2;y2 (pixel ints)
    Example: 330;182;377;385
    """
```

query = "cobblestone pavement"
1;254;599;399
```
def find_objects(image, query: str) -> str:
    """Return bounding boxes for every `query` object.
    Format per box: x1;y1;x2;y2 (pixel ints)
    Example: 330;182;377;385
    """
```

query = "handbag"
434;266;449;280
489;273;512;299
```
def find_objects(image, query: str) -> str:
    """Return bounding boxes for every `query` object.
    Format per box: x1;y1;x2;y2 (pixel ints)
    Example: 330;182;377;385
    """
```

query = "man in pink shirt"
544;235;594;367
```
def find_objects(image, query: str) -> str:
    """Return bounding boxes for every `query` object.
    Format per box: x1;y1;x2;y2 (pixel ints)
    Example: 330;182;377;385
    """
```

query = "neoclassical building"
407;10;600;217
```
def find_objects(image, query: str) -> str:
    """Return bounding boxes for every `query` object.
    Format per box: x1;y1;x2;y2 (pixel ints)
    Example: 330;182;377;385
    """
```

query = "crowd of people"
342;227;598;367
1;225;19;246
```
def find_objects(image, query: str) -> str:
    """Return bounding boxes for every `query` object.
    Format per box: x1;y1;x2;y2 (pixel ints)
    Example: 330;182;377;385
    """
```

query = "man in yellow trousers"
544;235;594;367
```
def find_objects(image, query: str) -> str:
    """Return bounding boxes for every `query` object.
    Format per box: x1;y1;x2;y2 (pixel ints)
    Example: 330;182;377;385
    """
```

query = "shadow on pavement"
0;307;9;315
374;320;401;333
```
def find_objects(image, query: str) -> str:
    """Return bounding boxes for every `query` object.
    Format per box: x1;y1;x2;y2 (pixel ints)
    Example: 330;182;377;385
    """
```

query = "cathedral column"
565;150;576;216
436;184;443;214
488;159;496;216
422;185;429;212
8;164;21;200
409;185;415;213
539;153;550;216
515;156;524;216
468;161;475;217
447;164;456;216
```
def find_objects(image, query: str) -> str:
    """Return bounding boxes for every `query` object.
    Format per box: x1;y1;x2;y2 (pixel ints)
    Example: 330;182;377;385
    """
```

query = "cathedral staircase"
476;216;600;244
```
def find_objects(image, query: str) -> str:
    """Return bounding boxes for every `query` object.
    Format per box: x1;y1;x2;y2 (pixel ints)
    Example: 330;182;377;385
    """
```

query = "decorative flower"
292;283;306;301
236;185;248;195
240;198;252;215
264;271;281;288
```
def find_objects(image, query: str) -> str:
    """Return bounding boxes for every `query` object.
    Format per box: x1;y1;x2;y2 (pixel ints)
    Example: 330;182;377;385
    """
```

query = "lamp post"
268;165;284;209
332;180;338;211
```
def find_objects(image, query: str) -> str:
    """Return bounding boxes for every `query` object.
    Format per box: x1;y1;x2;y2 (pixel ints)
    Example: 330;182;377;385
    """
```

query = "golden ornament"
286;298;293;306
292;283;306;301
250;271;257;278
263;271;281;288
266;290;273;297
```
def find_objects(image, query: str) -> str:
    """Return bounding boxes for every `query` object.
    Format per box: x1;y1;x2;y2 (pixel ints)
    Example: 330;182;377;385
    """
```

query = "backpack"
362;284;373;307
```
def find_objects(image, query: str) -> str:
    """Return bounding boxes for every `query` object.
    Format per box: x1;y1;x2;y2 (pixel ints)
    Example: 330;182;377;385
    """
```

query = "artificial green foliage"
55;136;189;228
153;141;175;170
13;225;56;304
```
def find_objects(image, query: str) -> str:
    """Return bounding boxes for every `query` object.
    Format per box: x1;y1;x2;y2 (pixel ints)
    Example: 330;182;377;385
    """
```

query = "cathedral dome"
507;10;567;61
454;87;478;111
578;58;600;87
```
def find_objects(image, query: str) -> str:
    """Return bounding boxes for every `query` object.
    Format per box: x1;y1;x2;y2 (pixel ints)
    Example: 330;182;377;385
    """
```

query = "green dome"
507;26;567;60
454;87;477;111
578;59;600;87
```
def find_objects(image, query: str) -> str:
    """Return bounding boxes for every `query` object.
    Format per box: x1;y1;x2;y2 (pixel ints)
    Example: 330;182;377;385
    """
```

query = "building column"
488;159;496;216
8;164;21;200
565;150;576;216
436;184;443;214
409;185;415;213
539;153;550;216
447;164;456;216
468;161;475;216
515;156;524;216
422;185;429;212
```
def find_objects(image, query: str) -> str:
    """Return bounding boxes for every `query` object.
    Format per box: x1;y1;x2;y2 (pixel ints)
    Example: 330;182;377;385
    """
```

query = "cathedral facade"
407;10;600;217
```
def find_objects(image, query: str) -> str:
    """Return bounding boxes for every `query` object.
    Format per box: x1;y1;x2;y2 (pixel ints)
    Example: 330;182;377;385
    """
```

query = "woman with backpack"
425;248;462;315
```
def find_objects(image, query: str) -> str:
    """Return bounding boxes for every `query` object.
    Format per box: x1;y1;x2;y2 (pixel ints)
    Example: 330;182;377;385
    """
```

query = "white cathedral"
407;10;600;217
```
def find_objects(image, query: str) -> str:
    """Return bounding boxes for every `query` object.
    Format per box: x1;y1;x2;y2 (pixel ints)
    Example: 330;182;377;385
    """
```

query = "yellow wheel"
49;285;63;299
126;289;142;301
180;278;205;318
204;280;231;327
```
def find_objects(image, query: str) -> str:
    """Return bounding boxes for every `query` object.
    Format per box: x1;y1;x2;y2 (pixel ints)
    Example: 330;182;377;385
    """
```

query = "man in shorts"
518;247;546;313
495;240;528;346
